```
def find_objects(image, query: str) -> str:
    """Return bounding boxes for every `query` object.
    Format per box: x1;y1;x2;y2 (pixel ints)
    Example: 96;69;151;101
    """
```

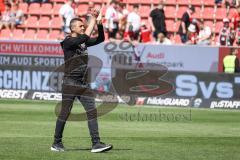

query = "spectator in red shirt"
139;22;151;43
230;6;240;30
186;23;198;45
0;0;5;13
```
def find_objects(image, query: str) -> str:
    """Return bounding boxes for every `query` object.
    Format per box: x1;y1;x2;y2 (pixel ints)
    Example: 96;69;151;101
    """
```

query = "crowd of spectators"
97;0;240;46
1;0;240;46
99;0;240;46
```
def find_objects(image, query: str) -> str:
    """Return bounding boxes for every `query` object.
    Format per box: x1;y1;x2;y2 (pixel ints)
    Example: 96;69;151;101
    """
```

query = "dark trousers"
180;34;188;43
54;81;100;145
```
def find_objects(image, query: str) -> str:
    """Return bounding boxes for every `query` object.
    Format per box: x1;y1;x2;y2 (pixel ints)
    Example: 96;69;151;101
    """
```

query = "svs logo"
176;75;234;99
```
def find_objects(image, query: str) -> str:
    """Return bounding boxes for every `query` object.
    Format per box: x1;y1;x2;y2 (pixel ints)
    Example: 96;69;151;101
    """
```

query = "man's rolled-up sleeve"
86;24;105;47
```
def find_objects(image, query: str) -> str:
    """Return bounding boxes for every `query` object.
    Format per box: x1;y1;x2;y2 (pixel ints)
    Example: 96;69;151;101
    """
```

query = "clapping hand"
96;8;103;24
91;8;100;19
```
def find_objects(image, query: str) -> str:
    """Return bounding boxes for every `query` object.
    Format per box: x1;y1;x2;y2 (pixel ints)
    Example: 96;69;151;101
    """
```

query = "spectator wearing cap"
177;5;195;43
186;23;198;45
218;18;235;46
197;20;212;45
149;1;167;41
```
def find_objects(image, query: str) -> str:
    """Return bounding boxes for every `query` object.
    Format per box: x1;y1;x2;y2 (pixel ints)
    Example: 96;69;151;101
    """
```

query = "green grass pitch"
0;99;240;160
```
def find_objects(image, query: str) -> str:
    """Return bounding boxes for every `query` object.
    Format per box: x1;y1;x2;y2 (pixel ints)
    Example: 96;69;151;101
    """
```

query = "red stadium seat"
177;0;191;6
164;0;176;5
152;0;175;5
127;5;133;12
49;29;61;40
52;0;65;3
94;3;102;10
38;16;51;28
19;3;28;13
25;16;39;28
126;0;140;4
36;29;49;40
28;3;41;15
101;5;107;15
77;4;89;15
165;6;176;19
175;20;181;31
12;29;24;39
174;35;182;44
191;0;203;6
51;16;62;29
204;20;214;29
139;0;152;5
0;29;11;39
215;8;227;20
166;20;175;32
215;21;223;33
168;33;174;40
102;0;110;3
91;0;104;3
41;3;53;16
53;3;62;15
202;7;214;19
151;0;158;4
170;35;175;43
176;6;188;18
24;29;36;40
139;5;151;17
79;0;103;3
228;8;237;19
192;7;202;19
204;0;215;7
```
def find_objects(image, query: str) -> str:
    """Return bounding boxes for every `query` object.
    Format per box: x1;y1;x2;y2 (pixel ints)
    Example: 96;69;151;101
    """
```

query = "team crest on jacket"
76;43;88;55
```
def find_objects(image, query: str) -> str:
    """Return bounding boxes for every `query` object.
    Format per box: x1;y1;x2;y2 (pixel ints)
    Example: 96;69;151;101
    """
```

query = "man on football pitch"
51;8;113;153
